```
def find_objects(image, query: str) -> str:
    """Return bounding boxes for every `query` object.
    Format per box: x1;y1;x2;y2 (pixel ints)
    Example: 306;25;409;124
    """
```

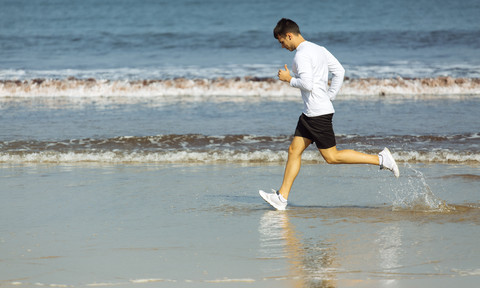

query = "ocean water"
1;0;479;79
1;0;480;287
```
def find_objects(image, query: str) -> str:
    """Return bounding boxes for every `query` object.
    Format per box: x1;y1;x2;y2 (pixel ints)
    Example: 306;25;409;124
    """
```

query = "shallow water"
1;97;479;165
1;162;479;287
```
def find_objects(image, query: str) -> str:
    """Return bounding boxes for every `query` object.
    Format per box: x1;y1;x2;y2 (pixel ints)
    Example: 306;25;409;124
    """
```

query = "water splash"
386;164;452;212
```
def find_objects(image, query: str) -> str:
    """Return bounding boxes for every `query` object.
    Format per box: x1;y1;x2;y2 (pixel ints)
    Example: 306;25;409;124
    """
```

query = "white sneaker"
259;189;287;210
379;147;400;178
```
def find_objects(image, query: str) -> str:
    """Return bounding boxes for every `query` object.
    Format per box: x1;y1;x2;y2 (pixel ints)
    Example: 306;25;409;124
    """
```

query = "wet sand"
1;162;479;287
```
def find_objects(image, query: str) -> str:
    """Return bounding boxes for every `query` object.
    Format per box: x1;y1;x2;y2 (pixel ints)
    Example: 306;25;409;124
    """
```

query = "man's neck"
294;35;306;50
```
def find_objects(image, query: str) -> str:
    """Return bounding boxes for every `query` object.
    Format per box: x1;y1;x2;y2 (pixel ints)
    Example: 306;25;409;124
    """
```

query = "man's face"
277;34;295;51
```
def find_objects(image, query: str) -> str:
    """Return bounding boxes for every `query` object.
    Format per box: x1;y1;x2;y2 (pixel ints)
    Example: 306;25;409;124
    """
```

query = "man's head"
273;18;301;39
273;18;304;51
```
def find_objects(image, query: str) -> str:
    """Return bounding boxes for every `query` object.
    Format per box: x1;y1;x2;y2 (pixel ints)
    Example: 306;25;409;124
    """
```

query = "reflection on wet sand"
259;209;403;287
259;210;338;287
258;203;480;287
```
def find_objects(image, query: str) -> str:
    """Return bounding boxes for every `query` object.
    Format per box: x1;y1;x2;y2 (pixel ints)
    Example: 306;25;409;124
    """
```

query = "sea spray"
383;164;452;212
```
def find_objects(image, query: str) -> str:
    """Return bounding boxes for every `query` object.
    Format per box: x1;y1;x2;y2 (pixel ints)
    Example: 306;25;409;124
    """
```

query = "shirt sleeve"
289;54;313;92
325;49;345;101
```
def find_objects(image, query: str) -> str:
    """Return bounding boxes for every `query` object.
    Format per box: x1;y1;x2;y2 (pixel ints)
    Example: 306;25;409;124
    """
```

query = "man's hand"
278;64;292;83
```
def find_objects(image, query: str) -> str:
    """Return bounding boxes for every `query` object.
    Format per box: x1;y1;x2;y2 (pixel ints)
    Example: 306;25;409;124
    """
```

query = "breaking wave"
1;134;478;164
1;76;479;98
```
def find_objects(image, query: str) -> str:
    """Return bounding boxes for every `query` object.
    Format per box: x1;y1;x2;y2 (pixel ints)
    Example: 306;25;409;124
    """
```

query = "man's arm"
325;49;345;101
288;54;313;92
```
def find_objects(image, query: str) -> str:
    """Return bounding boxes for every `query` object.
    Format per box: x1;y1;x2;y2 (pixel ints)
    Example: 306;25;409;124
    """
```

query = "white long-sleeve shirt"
289;41;345;117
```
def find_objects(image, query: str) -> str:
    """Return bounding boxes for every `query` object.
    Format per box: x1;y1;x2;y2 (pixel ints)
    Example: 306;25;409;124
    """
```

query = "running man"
259;18;399;210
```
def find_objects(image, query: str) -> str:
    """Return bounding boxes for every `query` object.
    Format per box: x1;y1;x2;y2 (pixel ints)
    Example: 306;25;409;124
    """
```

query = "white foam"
1;77;479;99
395;150;480;164
1;149;478;164
0;150;301;164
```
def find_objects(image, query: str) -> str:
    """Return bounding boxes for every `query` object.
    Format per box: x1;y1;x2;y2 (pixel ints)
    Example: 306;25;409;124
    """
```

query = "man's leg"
278;136;312;200
319;146;379;165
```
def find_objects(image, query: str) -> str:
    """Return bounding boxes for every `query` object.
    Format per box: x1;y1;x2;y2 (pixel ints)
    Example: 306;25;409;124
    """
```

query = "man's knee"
288;137;310;157
320;147;340;164
323;154;339;164
288;143;303;157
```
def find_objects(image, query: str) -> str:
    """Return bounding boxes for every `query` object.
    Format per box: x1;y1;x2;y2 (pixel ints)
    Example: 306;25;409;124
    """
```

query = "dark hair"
273;18;301;39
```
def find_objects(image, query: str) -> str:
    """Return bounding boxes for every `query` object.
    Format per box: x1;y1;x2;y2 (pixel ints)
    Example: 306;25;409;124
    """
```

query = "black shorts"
294;113;336;149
